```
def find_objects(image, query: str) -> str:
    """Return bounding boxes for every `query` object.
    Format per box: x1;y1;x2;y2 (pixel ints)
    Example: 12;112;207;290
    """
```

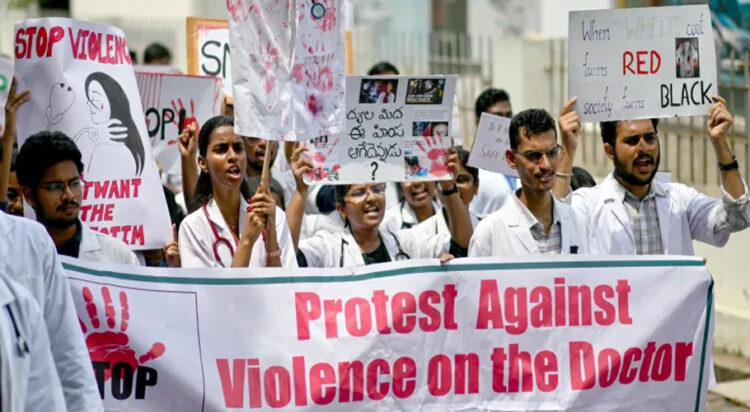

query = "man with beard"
16;131;139;264
469;109;589;257
554;96;749;255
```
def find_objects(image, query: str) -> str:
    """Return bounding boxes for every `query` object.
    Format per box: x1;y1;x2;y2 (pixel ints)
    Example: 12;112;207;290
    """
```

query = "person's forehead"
517;128;557;150
41;160;80;181
8;171;19;187
487;101;512;113
616;119;655;138
211;126;242;143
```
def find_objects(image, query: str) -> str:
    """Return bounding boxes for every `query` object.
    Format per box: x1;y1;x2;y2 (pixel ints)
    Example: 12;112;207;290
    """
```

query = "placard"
186;17;232;101
468;112;518;177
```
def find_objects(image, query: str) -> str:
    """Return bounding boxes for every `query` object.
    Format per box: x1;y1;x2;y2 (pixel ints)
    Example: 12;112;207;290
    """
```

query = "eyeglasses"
39;178;84;197
347;183;387;199
456;174;474;185
514;145;563;164
622;133;658;147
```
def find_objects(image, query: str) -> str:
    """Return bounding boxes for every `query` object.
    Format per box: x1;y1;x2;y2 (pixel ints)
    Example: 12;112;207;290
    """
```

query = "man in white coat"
16;131;139;265
553;96;750;255
0;273;66;412
469;109;589;257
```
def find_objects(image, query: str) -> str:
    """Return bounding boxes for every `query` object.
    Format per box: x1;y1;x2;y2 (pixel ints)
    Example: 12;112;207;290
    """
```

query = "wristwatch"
718;156;739;171
441;183;459;196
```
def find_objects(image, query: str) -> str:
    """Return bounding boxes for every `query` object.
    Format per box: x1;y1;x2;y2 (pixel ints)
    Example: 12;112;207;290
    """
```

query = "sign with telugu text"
63;255;713;411
305;75;457;184
568;5;717;122
468;112;518;178
13;18;171;250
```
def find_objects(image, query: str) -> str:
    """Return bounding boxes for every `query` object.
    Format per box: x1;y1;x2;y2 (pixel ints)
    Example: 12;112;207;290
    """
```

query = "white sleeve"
468;221;492;257
274;207;298;268
396;229;449;259
298;233;331;267
178;218;217;268
24;297;68;412
41;232;104;411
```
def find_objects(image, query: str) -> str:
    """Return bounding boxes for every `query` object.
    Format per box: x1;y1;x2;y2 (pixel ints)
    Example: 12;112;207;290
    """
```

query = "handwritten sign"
468;113;517;178
14;18;171;250
0;56;13;134
303;75;458;184
186;17;231;101
136;72;222;176
568;5;717;122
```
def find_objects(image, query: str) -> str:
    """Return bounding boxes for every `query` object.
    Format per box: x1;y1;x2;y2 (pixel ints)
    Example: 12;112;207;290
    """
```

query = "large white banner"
305;75;458;184
63;255;713;411
228;0;346;141
568;5;717;122
136;72;223;177
14;18;171;250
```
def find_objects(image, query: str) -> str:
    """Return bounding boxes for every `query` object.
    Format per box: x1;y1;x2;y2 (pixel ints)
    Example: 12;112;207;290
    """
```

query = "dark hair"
405;156;420;167
367;61;399;75
192;115;250;209
571;166;596;191
143;42;171;64
85;72;145;175
129;50;138;65
474;88;510;121
246;175;285;210
600;119;659;146
16;131;83;189
509;109;556;150
455;147;479;184
334;184;351;207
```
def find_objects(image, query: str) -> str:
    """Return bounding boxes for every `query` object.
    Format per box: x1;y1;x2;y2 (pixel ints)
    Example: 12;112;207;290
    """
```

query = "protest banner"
468;112;518;178
228;0;347;141
63;255;713;411
304;75;458;184
186;17;232;102
568;5;717;122
13;18;171;249
136;71;223;177
0;56;13;134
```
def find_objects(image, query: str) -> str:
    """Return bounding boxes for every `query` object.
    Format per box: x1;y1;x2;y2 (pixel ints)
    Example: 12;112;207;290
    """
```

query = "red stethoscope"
202;202;234;267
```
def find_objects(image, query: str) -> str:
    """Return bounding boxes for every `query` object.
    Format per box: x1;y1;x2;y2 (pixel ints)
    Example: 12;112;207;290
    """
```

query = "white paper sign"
228;0;346;141
304;75;458;184
14;18;171;250
136;72;223;176
568;5;717;122
0;56;13;134
468;112;518;178
189;19;232;100
62;255;713;411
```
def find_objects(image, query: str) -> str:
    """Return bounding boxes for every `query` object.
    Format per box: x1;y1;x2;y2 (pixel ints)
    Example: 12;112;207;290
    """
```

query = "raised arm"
286;142;313;250
178;123;199;212
1;77;30;205
438;147;473;249
553;97;580;200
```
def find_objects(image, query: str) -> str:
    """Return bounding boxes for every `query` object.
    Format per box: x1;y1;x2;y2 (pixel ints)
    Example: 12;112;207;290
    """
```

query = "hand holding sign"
438;147;459;191
558;97;581;154
289;143;313;192
707;95;733;142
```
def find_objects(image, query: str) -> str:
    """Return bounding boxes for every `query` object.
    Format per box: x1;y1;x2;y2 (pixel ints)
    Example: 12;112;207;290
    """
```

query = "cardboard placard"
468;112;517;178
186;17;232;101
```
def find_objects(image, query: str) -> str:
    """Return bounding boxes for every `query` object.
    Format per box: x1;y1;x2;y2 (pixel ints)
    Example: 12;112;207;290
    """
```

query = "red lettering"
131;225;144;246
344;298;371;337
639;342;656;382
295;292;320;340
264;366;291;407
554;278;566;327
651;50;661;73
674;342;693;381
338;361;364;402
323;299;342;339
68;27;81;58
623;50;662;75
508;343;533;392
391;292;416;334
370;290;391;334
454;353;479;394
132;178;142;197
35;27;48;59
598;348;621;388
47;26;64;57
291;356;307;406
568;285;592;326
530;286;552;327
427;354;451;396
88;32;100;61
247;359;261;408
636;50;648;74
392;357;417;398
505;287;528;335
418;290;440;331
534;350;558;392
442;284;458;330
491;347;508;392
309;362;336;405
623;51;634;75
593;285;615;325
651;344;672;381
215;359;244;408
476;279;502;329
616;280;632;324
569;341;595;390
15;28;26;59
366;359;389;401
619;347;641;384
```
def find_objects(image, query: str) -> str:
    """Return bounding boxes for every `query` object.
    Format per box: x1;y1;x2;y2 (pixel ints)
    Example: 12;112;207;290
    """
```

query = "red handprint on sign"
170;98;200;145
79;286;165;380
415;124;450;177
306;136;340;182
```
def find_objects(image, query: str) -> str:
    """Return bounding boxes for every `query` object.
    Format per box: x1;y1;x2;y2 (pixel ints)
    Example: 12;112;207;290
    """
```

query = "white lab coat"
381;200;440;233
404;208;480;239
79;222;140;265
0;213;102;412
469;193;590;257
179;197;297;268
298;227;451;268
0;275;66;412
300;211;346;240
570;173;750;255
469;169;514;219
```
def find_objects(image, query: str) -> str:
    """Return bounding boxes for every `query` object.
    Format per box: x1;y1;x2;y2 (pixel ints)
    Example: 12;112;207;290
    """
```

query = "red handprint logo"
306;136;340;182
79;286;165;380
170;98;200;145
415;123;450;177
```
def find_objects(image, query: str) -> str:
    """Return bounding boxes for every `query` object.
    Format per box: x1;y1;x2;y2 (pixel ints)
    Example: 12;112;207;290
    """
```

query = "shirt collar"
57;219;83;258
205;197;247;244
611;175;666;203
510;189;560;231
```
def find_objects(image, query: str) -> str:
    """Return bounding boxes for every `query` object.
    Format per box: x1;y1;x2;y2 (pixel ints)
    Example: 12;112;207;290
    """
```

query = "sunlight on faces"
607;119;660;187
338;183;387;232
87;80;110;124
399;181;436;210
199;125;246;192
506;129;559;194
25;160;82;229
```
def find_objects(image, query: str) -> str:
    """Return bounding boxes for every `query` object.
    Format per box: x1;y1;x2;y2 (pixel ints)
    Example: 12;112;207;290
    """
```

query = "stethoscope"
339;231;410;267
202;202;235;267
310;0;326;19
6;306;29;357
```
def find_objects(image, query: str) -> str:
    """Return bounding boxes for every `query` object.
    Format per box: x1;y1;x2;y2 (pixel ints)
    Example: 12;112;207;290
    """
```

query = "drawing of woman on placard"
74;72;145;176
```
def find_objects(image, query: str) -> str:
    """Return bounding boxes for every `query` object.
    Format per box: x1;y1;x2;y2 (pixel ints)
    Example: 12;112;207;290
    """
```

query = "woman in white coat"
0;274;66;412
178;116;296;268
285;145;473;267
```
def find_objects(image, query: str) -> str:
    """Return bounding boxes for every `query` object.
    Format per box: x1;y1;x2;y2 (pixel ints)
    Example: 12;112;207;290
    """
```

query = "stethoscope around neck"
202;202;235;267
6;305;29;357
339;230;410;267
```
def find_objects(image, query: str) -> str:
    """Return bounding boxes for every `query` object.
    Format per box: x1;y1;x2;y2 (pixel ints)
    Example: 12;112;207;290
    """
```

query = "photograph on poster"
676;37;700;78
403;154;428;178
412;121;449;138
406;78;445;104
358;78;398;104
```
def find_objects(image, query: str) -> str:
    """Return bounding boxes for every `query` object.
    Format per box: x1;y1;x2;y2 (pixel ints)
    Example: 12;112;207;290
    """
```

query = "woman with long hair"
75;71;145;175
178;115;296;268
285;145;472;267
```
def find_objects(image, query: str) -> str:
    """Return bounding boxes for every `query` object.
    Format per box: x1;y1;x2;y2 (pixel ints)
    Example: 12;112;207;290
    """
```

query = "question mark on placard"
370;161;379;181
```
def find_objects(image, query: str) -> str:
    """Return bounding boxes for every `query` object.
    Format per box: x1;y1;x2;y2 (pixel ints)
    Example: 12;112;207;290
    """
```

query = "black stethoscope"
202;202;235;267
310;0;326;19
339;232;410;267
7;306;29;357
